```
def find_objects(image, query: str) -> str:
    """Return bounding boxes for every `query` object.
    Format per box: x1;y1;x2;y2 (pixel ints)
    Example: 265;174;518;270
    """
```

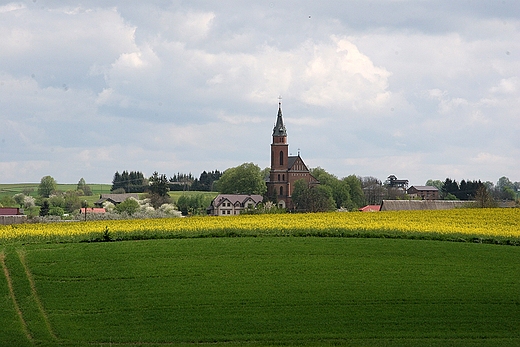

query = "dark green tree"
111;171;146;193
148;172;171;208
39;200;50;216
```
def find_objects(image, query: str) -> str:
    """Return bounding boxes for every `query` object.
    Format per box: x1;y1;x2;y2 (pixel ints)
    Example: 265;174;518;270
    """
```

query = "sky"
1;0;519;186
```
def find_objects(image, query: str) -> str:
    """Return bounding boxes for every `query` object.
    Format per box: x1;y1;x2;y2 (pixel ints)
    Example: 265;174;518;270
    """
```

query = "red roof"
358;205;381;212
80;208;106;214
0;207;22;215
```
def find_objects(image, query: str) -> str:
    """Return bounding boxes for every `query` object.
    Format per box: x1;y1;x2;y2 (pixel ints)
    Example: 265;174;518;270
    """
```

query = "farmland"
1;209;520;346
1;208;519;245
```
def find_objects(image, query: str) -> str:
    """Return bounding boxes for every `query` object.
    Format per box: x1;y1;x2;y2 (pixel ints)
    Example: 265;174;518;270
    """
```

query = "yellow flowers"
1;208;519;244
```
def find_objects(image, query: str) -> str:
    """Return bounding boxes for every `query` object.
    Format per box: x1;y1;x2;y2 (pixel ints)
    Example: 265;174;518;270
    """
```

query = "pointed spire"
272;97;287;137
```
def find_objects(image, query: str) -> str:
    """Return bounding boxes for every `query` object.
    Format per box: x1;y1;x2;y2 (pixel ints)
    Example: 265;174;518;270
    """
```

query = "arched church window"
279;151;284;165
280;186;284;196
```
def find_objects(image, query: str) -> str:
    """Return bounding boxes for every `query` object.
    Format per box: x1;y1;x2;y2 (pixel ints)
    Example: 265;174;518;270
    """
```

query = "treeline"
440;178;483;200
426;176;519;201
111;170;222;193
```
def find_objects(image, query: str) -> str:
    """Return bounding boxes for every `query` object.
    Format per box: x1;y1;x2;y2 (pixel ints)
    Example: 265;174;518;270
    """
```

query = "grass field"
1;237;519;346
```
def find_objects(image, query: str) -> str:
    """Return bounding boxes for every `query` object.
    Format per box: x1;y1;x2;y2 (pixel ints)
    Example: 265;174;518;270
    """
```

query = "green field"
1;237;519;346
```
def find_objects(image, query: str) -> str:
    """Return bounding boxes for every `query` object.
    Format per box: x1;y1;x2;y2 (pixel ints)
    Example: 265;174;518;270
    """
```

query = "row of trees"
110;170;223;193
426;176;519;201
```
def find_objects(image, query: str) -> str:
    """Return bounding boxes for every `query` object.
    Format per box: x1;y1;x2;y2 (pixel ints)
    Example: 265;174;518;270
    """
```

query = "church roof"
272;104;287;137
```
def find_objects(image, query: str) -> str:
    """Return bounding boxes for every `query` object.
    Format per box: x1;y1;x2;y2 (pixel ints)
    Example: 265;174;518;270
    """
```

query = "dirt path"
0;251;34;344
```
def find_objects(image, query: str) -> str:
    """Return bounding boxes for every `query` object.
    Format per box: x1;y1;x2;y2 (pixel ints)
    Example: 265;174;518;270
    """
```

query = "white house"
207;194;264;216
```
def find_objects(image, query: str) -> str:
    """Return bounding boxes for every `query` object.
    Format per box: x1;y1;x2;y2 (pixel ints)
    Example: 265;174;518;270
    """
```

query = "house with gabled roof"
94;193;139;207
407;186;439;200
266;101;319;209
207;194;264;216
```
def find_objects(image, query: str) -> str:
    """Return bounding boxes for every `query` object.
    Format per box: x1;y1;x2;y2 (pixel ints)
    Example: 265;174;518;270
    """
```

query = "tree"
0;195;16;208
176;194;213;216
111;170;146;193
38;175;57;198
13;193;26;208
39;200;50;216
310;167;350;209
147;172;171;208
77;178;92;196
474;185;497;208
425;179;443;191
292;179;335;212
344;175;365;209
216;163;267;195
63;191;82;213
115;198;140;215
496;176;516;200
190;170;222;191
361;176;385;205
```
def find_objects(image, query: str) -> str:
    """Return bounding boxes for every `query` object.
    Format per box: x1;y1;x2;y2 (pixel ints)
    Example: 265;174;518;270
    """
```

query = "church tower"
267;99;319;210
268;100;290;208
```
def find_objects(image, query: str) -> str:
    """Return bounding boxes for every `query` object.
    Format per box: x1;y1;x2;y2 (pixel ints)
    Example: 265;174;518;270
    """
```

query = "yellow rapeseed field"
1;208;519;244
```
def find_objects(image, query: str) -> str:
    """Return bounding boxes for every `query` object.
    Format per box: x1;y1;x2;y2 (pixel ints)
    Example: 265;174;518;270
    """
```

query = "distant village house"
207;194;263;216
95;193;139;207
407;186;440;200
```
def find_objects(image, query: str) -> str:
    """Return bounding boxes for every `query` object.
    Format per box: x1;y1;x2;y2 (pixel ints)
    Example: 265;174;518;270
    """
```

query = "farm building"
95;193;139;207
407;186;440;200
207;194;263;216
0;207;27;225
380;200;470;211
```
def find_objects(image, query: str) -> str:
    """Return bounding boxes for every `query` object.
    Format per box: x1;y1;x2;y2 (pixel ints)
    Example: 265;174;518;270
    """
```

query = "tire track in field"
0;251;34;344
17;249;58;341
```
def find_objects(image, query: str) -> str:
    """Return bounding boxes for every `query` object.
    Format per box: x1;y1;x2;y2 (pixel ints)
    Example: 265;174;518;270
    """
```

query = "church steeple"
272;98;287;137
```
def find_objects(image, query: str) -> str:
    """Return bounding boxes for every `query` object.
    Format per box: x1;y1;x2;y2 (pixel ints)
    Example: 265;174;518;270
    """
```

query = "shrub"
115;198;140;215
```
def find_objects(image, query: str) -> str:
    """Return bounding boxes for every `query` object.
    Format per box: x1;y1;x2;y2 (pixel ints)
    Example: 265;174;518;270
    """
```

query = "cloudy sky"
1;1;519;186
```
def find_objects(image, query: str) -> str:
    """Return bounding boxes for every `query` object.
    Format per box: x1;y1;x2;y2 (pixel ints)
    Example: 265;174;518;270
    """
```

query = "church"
267;101;319;209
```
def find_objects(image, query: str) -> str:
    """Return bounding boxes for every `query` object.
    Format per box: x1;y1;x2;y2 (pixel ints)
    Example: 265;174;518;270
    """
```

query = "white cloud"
0;2;25;13
0;1;519;184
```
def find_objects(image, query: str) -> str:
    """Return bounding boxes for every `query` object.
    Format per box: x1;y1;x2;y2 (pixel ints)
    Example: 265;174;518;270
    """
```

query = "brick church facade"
267;102;319;209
